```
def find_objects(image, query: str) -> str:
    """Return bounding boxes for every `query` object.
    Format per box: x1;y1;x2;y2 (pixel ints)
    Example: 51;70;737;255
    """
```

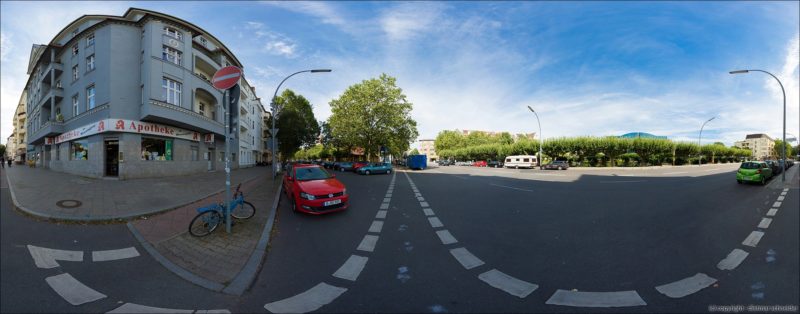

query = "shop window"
141;137;173;161
70;139;89;160
191;146;199;161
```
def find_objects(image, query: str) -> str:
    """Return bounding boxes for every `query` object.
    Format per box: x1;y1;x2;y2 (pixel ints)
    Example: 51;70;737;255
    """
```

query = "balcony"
141;100;224;136
28;120;64;144
37;62;64;86
36;87;64;110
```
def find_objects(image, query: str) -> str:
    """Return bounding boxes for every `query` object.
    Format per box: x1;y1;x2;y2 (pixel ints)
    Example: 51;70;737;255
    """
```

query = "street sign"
212;66;242;90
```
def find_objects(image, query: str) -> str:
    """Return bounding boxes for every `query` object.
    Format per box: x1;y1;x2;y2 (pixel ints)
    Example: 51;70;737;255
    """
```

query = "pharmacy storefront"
46;119;231;179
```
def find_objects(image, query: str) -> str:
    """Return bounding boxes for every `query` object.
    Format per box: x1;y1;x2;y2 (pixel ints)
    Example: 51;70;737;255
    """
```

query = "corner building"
24;8;262;179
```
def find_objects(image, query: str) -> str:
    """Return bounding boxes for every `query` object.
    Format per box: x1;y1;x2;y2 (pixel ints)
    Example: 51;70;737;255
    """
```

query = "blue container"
406;155;427;170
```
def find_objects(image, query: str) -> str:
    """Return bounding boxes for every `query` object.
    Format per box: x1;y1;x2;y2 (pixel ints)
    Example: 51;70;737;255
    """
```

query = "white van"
504;155;538;169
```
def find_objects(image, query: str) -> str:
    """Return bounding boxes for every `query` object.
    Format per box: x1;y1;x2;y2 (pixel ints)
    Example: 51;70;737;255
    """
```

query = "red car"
283;164;349;215
352;161;369;172
473;160;487;167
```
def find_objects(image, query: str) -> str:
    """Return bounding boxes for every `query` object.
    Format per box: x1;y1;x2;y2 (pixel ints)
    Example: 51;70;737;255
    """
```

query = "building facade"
734;133;775;160
23;8;264;179
10;91;28;162
418;139;438;163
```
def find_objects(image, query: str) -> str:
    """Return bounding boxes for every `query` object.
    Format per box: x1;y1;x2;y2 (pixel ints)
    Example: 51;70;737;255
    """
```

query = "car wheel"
387;170;391;174
340;168;344;172
365;170;371;175
290;195;298;213
760;176;766;185
558;167;562;170
515;166;518;169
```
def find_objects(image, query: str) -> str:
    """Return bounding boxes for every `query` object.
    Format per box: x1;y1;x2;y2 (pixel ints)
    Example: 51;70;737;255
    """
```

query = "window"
70;139;89;160
72;45;79;56
199;102;205;116
56;80;62;89
86;85;95;110
141;137;173;161
162;78;182;106
140;85;144;105
72;65;79;81
163;26;182;40
86;54;95;71
86;33;94;47
72;95;79;116
161;46;181;65
56;144;60;161
191;146;199;161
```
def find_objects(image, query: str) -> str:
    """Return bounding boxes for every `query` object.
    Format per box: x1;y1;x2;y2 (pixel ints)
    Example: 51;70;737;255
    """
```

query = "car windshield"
294;167;331;181
740;162;761;169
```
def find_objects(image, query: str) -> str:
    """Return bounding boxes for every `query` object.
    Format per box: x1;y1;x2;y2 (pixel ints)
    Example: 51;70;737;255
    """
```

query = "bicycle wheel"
189;211;222;237
232;201;256;219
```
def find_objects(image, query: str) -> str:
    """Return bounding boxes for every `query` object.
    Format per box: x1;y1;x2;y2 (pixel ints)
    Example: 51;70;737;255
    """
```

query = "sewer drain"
56;200;82;208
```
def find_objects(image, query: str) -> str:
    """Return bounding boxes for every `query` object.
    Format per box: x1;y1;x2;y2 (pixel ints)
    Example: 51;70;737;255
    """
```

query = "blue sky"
2;1;798;148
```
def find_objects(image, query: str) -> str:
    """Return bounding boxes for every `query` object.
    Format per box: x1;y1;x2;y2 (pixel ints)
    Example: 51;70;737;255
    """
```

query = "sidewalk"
4;165;267;221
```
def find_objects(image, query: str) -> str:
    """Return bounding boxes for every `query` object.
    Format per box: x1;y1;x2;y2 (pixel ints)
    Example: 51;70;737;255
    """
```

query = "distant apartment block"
418;139;438;163
734;133;775;160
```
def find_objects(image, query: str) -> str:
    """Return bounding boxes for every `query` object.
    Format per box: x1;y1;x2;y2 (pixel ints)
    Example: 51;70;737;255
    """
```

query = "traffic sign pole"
224;89;231;234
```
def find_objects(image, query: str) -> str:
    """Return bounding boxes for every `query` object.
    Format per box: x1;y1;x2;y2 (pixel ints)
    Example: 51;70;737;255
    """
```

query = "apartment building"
9;91;28;162
734;133;775;160
418;139;438;163
22;8;264;179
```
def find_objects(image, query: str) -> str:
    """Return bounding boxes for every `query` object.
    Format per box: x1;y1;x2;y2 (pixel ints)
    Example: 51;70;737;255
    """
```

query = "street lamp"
526;106;543;168
698;116;716;166
730;69;786;182
270;69;332;179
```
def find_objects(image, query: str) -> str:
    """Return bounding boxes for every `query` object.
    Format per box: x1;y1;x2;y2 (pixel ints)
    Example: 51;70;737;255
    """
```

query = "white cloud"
244;21;298;58
265;41;296;57
263;1;345;26
380;2;446;41
0;31;12;62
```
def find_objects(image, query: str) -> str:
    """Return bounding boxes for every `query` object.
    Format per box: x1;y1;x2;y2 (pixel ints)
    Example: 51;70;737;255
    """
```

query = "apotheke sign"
55;119;202;144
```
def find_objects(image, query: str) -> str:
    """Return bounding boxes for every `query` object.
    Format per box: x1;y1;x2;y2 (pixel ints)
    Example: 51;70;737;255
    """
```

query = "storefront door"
208;148;215;171
105;139;119;177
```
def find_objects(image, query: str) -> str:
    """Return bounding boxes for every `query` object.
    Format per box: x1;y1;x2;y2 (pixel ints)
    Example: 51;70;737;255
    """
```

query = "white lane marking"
742;231;765;247
784;188;789;192
376;210;387;219
478;269;538;298
758;218;772;229
449;247;484;270
545;289;647;307
777;195;785;201
92;247;140;262
264;282;348;313
780;191;787;196
767;208;778;216
368;221;384;233
420;202;430;207
423;208;435;216
380;203;390;210
357;235;379;252
489;183;533;192
773;201;782;207
385;194;392;198
332;255;368;281
45;273;106;306
415;192;422;197
194;310;232;314
664;171;688;175
599;180;647;183
417;197;425;202
107;303;195;313
428;217;444;228
435;230;458;245
27;245;83;269
383;198;391;203
655;273;717;298
717;249;749;271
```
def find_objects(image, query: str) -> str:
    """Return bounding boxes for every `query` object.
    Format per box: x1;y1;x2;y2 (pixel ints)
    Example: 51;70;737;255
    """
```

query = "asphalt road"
245;164;798;313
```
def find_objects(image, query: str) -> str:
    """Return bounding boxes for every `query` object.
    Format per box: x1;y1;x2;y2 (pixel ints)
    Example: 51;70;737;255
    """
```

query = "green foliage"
276;89;320;161
0;144;6;158
328;74;418;159
773;140;793;159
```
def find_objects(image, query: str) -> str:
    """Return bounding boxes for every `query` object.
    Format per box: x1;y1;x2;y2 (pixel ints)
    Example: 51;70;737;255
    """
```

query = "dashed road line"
368;221;384;233
415;192;422;197
45;273;106;306
655;273;717;298
489;183;533;192
449;247;485;270
106;303;198;313
264;282;348;313
92;247;140;262
757;218;772;229
428;217;444;228
423;208;435;216
772;201;782;207
383;198;391;203
376;210;387;219
783;188;789;192
332;255;369;281
380;203;390;210
545;289;647;307
27;245;83;269
417;197;425;202
385;193;392;198
357;235;380;252
435;230;458;245
477;269;538;298
717;249;749;271
777;195;785;201
742;231;765;247
420;202;430;207
767;208;778;216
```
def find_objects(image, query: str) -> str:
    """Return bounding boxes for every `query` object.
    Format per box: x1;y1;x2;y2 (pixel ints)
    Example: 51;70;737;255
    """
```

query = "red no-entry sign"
212;66;242;90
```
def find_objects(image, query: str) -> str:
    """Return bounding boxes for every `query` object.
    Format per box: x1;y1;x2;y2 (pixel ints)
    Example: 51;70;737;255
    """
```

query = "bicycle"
188;183;256;237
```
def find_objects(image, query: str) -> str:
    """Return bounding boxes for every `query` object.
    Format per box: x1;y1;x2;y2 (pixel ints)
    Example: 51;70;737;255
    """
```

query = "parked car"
357;162;393;175
542;160;570;170
486;160;504;168
765;160;782;175
323;161;336;169
438;159;454;166
337;162;354;172
283;164;349;214
504;155;538;169
473;160;488;167
352;161;369;172
737;161;773;185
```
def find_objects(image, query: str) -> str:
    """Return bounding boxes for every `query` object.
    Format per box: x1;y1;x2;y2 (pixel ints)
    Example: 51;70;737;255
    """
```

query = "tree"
409;148;420;155
0;144;6;158
328;74;418;160
434;130;465;152
275;89;320;161
773;140;793;159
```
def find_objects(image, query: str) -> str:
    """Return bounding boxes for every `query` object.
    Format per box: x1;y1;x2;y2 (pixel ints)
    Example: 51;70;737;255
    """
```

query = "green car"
736;161;773;185
356;162;393;175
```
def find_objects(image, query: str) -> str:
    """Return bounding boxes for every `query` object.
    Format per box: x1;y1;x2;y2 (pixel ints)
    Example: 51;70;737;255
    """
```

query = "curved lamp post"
271;69;332;178
730;69;786;182
526;106;543;167
698;116;716;165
